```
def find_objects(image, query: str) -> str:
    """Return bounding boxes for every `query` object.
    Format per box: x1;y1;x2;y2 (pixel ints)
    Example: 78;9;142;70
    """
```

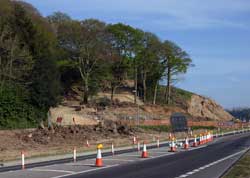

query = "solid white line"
51;164;119;178
175;149;248;178
29;168;75;174
149;151;169;154
102;158;135;162
117;154;140;157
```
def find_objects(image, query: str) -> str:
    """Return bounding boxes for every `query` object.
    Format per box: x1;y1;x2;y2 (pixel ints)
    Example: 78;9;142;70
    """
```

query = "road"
0;132;249;178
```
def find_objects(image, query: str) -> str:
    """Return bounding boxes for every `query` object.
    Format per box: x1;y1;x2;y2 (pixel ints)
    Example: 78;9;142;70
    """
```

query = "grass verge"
223;150;250;178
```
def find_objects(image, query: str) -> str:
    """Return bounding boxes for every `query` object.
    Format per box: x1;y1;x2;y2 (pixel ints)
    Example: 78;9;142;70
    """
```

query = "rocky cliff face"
187;94;233;121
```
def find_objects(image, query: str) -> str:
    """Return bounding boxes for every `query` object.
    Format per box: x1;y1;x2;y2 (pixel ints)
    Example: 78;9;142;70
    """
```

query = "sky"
24;0;250;108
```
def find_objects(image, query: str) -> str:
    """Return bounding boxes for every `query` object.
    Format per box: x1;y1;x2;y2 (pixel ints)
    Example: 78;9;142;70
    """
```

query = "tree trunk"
142;72;147;102
166;68;171;104
134;59;137;104
111;85;116;103
83;77;89;104
153;81;158;105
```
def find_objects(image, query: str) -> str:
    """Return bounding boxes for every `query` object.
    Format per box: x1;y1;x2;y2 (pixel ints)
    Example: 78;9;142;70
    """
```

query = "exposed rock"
187;95;233;121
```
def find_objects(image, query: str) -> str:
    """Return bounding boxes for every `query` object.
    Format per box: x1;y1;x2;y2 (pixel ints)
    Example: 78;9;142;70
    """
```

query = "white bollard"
133;136;137;145
21;151;25;170
111;143;115;156
86;140;90;147
73;147;76;162
137;142;140;152
157;139;160;148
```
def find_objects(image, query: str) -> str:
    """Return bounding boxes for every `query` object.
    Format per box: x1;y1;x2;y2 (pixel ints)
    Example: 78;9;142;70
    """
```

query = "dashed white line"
175;149;248;178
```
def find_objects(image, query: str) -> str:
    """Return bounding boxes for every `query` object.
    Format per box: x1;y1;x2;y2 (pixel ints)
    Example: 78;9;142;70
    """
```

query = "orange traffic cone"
199;134;203;145
204;133;208;144
193;135;198;147
95;144;103;167
141;142;148;158
184;137;189;149
210;132;213;142
169;138;177;152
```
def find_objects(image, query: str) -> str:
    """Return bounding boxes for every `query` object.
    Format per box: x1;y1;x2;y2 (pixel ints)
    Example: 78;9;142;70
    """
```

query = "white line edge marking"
175;149;248;178
51;164;119;178
29;169;75;174
102;158;135;162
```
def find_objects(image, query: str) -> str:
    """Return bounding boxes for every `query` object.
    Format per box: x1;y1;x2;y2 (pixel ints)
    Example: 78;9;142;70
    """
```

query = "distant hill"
227;108;250;122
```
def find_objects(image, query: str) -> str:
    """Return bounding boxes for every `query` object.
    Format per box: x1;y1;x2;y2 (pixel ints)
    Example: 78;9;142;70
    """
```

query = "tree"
30;55;61;111
162;41;193;104
57;19;109;104
47;12;71;34
107;53;128;103
107;23;144;104
0;2;34;91
137;32;162;102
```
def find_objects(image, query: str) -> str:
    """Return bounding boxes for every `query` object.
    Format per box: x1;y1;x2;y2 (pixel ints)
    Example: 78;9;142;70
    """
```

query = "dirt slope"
187;94;233;121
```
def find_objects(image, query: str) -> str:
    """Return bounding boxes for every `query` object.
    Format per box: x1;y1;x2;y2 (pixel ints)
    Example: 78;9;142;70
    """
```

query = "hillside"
0;0;233;130
48;84;234;126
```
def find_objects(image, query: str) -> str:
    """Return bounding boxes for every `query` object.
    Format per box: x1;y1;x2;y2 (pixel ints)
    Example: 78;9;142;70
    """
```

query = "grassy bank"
223;150;250;178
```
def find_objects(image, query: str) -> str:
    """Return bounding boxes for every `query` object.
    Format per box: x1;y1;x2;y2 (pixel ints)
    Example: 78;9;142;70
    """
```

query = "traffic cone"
141;142;148;158
199;134;202;145
210;132;213;142
95;144;103;167
207;132;210;142
205;133;208;143
111;143;115;156
21;151;25;170
169;138;177;152
193;135;198;147
73;147;77;162
184;137;189;149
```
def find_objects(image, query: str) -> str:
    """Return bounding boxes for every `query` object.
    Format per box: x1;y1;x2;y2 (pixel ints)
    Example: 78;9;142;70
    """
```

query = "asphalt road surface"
0;132;249;178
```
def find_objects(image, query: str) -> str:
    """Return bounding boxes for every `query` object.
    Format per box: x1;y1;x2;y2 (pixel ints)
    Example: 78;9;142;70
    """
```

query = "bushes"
0;83;45;129
191;125;217;130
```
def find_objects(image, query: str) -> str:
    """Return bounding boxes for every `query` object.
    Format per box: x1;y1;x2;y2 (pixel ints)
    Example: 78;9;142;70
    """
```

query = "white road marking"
175;149;248;178
117;154;140;157
29;168;75;174
102;158;135;162
51;164;119;178
149;151;169;154
0;137;229;178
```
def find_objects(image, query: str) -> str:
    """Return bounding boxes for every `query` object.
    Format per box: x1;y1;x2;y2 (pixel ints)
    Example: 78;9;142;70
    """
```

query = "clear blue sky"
24;0;250;108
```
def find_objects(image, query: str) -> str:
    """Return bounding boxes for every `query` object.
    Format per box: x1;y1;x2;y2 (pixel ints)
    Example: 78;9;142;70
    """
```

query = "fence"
121;119;250;129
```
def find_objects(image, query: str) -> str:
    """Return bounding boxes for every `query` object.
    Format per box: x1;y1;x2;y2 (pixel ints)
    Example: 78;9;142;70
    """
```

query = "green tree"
57;19;109;104
30;55;61;111
162;41;193;104
107;23;144;104
137;32;162;102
